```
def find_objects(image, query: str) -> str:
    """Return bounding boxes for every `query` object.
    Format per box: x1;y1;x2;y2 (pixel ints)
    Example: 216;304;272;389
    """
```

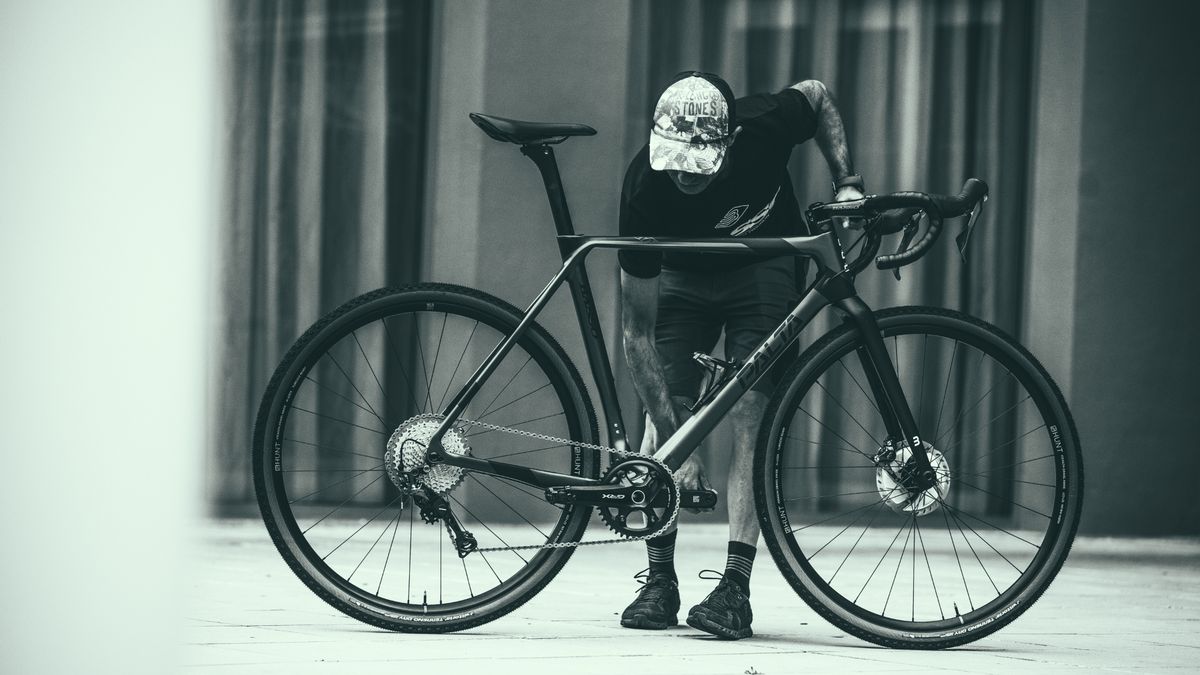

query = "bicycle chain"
454;417;680;554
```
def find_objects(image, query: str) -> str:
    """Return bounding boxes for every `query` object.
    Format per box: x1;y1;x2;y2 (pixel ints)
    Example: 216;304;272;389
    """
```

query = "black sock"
646;530;677;581
724;541;756;594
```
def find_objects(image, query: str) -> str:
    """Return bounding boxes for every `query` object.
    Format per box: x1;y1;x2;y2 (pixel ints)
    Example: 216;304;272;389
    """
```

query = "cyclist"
619;71;864;639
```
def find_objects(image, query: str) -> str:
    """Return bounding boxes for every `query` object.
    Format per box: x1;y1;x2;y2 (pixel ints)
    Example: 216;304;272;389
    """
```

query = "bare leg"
641;397;702;535
727;391;768;545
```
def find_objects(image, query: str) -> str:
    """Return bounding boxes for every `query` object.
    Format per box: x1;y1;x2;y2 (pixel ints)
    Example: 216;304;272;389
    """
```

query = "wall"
0;2;213;671
1029;0;1200;534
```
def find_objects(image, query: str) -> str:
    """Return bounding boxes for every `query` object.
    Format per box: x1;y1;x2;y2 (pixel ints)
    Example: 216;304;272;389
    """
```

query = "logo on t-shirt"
714;204;748;229
730;186;781;236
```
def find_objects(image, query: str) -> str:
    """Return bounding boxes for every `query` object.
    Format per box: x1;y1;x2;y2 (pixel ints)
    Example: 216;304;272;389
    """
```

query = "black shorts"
654;256;799;400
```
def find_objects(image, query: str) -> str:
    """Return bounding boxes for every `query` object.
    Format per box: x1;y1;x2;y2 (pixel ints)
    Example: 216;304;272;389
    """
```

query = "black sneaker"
686;571;753;640
620;569;680;630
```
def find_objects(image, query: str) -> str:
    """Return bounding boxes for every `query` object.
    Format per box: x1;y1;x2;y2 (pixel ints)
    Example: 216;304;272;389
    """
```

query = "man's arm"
792;80;862;200
620;270;679;444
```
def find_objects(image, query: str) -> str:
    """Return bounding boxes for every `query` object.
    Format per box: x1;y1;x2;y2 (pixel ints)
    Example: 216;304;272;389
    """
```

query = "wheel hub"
384;414;470;494
875;441;951;516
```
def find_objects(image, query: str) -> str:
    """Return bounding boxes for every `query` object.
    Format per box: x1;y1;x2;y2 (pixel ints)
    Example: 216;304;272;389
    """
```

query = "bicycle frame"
424;143;935;490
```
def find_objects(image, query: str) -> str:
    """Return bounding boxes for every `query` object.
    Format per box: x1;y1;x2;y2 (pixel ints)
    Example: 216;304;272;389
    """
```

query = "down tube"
653;286;833;471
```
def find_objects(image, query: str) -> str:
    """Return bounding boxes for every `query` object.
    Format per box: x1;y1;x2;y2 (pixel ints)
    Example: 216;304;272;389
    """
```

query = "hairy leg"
728;390;768;545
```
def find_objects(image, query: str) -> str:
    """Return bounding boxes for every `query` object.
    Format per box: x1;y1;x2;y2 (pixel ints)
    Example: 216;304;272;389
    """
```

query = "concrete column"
1027;0;1200;534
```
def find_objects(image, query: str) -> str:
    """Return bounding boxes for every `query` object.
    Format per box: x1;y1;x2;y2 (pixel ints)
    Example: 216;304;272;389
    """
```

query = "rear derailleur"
412;489;477;558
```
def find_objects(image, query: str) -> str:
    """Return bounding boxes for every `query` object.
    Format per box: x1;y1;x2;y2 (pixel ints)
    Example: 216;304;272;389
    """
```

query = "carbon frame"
423;142;931;491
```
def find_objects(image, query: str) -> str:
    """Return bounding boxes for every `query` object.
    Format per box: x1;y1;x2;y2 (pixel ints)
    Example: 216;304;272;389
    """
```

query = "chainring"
596;457;679;538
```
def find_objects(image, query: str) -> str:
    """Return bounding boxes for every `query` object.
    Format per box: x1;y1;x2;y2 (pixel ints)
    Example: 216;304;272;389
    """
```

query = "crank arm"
545;483;654;508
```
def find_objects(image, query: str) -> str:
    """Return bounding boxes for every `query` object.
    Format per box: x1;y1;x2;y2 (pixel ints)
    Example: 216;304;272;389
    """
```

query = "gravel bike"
253;112;1082;649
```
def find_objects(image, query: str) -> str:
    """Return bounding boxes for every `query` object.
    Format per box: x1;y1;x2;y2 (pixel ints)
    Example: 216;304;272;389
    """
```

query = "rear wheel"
755;307;1082;648
253;283;599;632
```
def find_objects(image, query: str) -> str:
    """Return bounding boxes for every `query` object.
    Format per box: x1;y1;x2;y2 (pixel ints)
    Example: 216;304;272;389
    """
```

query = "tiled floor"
184;520;1200;674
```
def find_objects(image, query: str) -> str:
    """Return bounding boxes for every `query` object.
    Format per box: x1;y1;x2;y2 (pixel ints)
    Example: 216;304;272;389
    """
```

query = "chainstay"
456;417;680;553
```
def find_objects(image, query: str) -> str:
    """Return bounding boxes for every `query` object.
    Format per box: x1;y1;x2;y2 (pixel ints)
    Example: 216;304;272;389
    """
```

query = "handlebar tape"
872;179;989;270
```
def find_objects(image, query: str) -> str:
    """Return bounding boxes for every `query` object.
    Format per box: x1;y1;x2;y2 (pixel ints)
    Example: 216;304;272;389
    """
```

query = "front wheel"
755;307;1082;649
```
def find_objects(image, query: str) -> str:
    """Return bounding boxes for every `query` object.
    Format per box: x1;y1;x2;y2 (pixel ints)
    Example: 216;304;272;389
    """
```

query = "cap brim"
649;134;726;175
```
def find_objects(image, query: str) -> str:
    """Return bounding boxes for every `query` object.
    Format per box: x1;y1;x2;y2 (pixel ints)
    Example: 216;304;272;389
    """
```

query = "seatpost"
520;144;578;238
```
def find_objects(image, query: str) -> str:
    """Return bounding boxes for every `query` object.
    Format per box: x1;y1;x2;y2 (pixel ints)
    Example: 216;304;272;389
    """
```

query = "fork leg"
835;295;936;485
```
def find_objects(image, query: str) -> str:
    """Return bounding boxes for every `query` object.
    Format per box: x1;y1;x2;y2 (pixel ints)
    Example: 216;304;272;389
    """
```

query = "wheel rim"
767;317;1076;635
259;295;594;620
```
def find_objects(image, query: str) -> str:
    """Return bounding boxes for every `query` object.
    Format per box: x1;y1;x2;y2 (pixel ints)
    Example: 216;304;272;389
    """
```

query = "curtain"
626;0;1035;516
212;0;432;508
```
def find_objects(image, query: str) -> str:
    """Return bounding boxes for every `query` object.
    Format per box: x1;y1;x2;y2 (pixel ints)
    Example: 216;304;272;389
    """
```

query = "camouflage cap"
648;73;734;175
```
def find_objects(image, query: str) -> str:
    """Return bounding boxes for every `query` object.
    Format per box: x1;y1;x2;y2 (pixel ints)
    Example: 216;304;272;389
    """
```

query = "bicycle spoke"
351;330;398;425
837;359;881;415
467;474;549;539
301;473;386;533
290;405;389;435
915;520;944;620
477;382;555;421
931;349;997;446
473;355;533;421
322;491;402;560
882;515;916;616
437;320;480;410
304;375;391;425
283;437;381;463
487;442;572;461
939;395;1032;456
413;316;434;412
289;464;384;505
349;496;406;581
853;515;910;604
447;494;529;564
325;349;388;429
795;405;874;461
783;435;872;459
941;505;974;611
425;313;449;407
932;340;960;441
955;478;1052;520
814;379;883;449
827;500;889;583
381;316;425;415
376;502;404;595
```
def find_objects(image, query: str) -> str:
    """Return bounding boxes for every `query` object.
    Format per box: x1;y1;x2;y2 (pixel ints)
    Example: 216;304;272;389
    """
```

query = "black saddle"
469;112;596;145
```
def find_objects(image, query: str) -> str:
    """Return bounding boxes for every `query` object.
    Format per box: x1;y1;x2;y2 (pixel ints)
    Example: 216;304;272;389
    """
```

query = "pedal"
679;488;719;511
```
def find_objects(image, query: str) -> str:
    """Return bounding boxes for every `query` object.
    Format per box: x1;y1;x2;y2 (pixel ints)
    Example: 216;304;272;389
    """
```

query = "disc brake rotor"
875;441;951;516
384;414;470;494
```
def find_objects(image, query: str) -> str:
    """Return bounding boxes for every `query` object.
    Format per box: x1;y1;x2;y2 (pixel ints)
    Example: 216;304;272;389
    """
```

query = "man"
618;71;864;640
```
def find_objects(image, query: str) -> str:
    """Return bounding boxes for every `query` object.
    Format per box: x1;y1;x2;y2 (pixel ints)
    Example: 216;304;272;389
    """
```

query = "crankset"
545;457;680;538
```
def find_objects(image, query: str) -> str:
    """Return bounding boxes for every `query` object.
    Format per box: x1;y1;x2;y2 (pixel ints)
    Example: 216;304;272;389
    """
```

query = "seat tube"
520;143;630;450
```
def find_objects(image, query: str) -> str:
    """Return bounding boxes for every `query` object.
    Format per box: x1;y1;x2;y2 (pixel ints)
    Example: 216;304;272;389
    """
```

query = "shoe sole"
686;609;752;640
620;612;678;630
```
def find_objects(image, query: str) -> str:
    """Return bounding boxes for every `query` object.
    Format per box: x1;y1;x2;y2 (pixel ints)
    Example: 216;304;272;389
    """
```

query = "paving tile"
182;519;1200;674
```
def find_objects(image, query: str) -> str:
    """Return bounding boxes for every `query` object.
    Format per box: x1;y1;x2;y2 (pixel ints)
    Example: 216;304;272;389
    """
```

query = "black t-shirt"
619;87;818;278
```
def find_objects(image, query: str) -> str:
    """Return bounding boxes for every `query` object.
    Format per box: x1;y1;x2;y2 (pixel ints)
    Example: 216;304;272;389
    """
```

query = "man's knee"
731;391;768;427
